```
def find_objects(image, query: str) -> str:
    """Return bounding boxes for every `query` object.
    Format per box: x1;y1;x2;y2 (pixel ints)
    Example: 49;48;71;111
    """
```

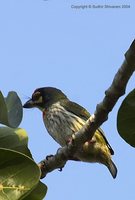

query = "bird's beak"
23;99;35;108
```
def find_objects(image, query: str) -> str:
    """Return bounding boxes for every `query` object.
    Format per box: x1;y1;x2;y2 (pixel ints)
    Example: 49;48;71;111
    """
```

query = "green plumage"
60;100;114;155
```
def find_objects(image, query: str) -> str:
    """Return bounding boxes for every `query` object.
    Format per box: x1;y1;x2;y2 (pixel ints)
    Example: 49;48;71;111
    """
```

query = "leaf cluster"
0;92;47;200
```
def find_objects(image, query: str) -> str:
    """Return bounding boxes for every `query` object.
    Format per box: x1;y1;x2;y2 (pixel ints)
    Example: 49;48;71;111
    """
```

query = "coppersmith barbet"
23;87;117;178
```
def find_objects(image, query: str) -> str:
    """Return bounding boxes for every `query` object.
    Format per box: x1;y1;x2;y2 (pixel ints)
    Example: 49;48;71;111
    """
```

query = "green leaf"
117;89;135;147
0;148;41;200
0;127;32;157
0;127;47;199
23;181;47;200
0;91;23;128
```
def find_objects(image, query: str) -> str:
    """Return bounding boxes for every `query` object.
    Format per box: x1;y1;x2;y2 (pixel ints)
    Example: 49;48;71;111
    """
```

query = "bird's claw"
56;147;63;154
66;135;75;146
46;154;54;160
58;166;64;172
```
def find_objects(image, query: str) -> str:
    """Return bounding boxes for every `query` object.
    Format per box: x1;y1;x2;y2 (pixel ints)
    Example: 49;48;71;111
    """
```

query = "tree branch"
39;39;135;179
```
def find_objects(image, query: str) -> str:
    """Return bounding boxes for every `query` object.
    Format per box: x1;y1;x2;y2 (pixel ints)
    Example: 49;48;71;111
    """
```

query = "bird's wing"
98;128;114;155
61;100;114;155
61;100;90;121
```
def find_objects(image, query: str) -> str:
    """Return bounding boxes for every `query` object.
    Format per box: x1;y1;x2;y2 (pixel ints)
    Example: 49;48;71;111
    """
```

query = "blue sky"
0;1;135;200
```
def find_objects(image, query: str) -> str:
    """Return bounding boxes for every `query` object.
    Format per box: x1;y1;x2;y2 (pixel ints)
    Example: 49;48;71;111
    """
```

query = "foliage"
0;91;22;128
0;91;47;200
117;89;135;147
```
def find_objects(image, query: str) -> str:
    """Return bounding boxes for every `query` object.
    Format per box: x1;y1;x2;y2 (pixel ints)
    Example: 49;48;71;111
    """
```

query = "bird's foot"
66;135;75;146
46;154;54;160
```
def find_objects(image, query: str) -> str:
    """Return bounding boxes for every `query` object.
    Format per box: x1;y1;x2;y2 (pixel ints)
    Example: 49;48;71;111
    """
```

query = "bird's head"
23;87;68;110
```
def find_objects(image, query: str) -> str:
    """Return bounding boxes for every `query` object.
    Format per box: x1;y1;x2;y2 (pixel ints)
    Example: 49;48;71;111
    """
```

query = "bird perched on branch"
23;87;117;178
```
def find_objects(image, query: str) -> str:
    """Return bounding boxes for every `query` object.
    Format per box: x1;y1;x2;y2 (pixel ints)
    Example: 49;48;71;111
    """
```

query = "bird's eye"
32;91;41;101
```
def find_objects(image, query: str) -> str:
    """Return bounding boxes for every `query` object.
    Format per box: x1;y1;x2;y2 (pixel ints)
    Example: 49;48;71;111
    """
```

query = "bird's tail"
107;159;117;179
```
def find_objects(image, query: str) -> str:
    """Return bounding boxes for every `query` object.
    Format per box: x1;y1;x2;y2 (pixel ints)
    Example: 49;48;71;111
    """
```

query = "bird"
23;87;117;178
